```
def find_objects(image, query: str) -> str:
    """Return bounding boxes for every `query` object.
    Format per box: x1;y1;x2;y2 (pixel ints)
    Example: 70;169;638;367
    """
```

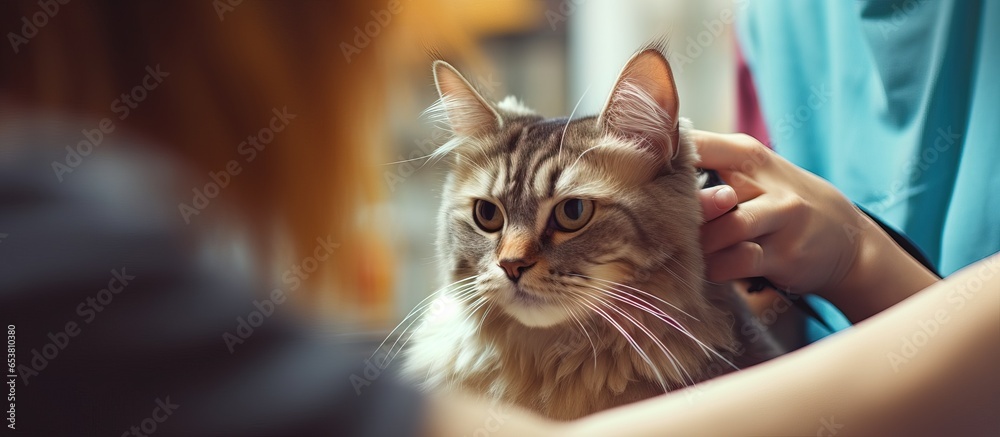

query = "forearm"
423;391;562;437
824;210;940;323
568;253;1000;437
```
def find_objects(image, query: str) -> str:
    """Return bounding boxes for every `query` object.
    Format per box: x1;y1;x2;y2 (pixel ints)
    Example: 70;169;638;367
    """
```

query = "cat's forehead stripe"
490;160;506;198
453;116;600;207
502;118;570;200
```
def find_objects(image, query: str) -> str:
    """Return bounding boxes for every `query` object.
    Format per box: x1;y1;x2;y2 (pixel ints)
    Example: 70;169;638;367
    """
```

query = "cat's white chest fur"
402;294;501;389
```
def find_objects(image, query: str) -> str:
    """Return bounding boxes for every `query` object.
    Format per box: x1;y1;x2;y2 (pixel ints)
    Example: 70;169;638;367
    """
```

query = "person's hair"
0;1;394;317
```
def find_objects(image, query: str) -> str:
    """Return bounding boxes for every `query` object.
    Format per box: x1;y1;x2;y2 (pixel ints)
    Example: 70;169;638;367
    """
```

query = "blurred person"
1;1;415;435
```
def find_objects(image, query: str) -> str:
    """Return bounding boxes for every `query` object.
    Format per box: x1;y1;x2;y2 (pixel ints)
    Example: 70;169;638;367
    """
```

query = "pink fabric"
734;41;772;149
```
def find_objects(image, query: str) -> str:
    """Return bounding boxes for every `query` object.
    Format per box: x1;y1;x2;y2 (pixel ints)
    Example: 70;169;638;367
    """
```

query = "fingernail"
713;186;737;210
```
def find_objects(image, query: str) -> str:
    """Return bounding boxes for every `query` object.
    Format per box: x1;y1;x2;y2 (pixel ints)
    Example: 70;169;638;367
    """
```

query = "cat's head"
432;45;705;329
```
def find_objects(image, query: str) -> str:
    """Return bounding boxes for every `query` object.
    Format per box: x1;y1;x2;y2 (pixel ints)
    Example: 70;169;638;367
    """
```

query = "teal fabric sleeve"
736;0;1000;337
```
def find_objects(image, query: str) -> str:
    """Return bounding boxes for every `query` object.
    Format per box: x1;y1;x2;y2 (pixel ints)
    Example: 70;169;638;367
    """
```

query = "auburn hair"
0;1;397;321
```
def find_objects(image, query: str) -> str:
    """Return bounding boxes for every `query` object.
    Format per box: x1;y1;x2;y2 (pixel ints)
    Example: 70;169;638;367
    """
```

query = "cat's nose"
498;258;537;282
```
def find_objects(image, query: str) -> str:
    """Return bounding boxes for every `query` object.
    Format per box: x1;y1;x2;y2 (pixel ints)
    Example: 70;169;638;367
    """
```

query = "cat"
399;43;784;420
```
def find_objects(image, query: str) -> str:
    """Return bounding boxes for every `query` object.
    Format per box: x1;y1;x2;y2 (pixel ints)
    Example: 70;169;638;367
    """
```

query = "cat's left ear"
432;61;502;136
598;47;680;166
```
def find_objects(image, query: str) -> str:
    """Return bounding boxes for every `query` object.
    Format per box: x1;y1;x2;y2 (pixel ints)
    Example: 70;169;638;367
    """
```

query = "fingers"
705;241;764;282
699;185;738;222
700;197;785;254
690;130;772;172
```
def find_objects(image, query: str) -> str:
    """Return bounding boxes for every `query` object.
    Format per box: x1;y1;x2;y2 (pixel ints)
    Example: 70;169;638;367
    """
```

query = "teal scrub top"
737;0;999;333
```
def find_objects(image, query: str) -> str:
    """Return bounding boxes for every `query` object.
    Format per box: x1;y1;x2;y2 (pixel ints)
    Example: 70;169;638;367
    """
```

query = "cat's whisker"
601;260;719;360
584;290;693;388
558;84;592;158
476;301;496;335
385;317;430;369
652;257;709;295
655;255;723;289
584;287;696;388
369;276;479;362
382;154;433;166
590;284;722;365
573;308;600;370
567;143;607;175
587;284;697;345
584;284;668;318
569;274;698;321
385;288;487;369
457;297;490;328
573;263;720;364
590;284;694;336
604;285;741;372
375;281;479;366
575;295;668;393
564;303;599;369
585;285;681;333
566;275;691;336
380;284;481;368
669;329;740;372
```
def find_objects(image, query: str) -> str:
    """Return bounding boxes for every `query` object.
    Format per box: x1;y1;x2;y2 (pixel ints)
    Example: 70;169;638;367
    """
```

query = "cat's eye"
553;198;594;232
473;199;504;232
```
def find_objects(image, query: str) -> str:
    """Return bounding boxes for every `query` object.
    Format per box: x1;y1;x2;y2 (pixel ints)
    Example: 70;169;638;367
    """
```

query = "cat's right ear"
432;61;502;136
597;47;681;167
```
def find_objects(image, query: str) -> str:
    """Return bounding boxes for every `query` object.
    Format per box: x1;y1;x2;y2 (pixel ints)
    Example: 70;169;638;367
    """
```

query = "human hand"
692;130;868;297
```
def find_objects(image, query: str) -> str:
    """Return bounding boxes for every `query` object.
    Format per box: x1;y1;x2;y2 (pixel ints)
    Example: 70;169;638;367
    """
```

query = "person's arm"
422;255;999;436
565;252;1000;436
422;392;560;437
692;130;939;323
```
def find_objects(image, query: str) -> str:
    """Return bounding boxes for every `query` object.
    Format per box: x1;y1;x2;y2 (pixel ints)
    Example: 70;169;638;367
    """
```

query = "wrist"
822;211;878;313
823;211;938;323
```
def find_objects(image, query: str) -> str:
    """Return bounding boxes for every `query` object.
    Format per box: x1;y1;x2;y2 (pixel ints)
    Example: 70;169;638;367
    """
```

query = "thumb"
700;185;737;222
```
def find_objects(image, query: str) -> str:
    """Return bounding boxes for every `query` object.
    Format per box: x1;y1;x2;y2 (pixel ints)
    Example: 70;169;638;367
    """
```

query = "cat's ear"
598;47;680;165
432;61;502;136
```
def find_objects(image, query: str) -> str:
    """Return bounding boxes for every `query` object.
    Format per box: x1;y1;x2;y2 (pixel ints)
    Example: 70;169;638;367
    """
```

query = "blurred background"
0;0;744;340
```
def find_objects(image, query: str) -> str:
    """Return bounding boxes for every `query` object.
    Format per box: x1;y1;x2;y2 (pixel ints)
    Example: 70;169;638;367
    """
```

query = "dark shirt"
0;118;421;436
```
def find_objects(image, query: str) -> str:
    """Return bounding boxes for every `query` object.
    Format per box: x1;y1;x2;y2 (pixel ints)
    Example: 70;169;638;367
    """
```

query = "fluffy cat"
400;43;783;420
